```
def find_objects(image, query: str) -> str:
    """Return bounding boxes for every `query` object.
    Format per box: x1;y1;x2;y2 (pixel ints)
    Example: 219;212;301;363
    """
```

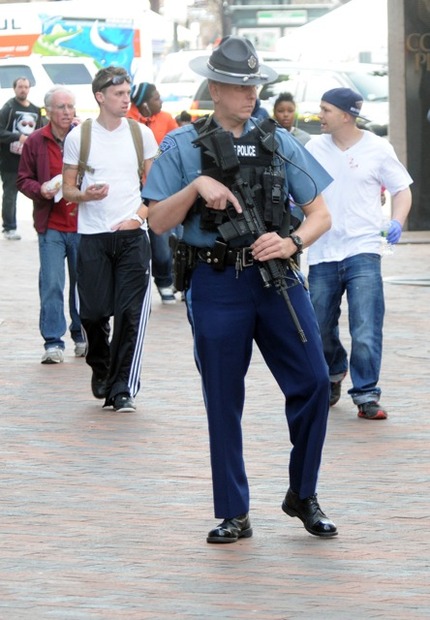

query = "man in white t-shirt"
306;87;412;420
63;66;158;413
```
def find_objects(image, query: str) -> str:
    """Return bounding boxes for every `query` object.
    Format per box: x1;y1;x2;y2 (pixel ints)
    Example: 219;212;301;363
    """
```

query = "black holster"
172;242;197;292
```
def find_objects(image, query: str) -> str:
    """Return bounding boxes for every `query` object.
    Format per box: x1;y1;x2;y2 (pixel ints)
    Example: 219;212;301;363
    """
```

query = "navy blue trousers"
186;261;330;519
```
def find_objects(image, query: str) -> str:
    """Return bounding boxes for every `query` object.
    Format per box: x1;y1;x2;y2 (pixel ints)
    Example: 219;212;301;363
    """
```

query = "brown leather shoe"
207;513;253;544
282;489;338;537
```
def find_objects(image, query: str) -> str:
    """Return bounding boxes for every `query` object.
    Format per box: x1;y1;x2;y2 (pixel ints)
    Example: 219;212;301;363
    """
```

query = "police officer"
143;36;338;543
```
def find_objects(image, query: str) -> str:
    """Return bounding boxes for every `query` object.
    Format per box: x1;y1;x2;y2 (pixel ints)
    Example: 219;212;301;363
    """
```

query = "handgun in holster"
172;242;196;292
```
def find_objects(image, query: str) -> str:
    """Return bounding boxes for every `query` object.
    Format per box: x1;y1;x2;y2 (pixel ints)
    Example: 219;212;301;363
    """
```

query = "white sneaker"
74;342;87;357
41;347;64;364
3;230;21;240
157;286;176;304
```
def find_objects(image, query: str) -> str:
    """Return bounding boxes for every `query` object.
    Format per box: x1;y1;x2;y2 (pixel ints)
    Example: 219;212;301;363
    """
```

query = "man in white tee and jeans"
306;87;412;420
62;66;158;413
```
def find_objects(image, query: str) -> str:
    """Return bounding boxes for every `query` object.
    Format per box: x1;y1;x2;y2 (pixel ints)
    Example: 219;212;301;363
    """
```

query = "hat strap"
207;61;270;83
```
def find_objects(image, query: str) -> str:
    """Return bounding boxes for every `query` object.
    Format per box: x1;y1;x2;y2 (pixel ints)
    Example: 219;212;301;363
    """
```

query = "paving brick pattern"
0;201;429;619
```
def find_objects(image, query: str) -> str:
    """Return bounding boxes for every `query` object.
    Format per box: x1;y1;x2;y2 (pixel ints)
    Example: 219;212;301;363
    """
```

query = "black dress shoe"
282;488;338;537
91;372;108;399
207;513;253;544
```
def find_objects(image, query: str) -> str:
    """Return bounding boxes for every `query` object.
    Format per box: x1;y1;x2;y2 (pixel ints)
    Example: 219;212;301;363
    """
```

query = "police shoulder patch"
155;135;177;159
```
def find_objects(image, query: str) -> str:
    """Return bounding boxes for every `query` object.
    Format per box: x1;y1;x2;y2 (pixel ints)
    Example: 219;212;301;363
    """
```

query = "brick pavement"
0;198;429;619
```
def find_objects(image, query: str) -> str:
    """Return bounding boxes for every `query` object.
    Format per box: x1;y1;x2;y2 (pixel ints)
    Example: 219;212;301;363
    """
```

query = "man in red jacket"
17;86;86;364
127;82;179;304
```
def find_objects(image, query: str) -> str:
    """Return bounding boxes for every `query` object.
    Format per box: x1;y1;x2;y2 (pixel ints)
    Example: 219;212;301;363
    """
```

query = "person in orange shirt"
127;82;179;303
127;82;178;144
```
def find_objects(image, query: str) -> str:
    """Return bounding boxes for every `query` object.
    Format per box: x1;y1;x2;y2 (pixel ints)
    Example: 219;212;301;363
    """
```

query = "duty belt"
197;246;254;271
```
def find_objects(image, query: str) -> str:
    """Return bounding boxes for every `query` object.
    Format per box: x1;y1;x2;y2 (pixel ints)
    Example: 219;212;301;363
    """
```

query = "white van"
0;55;99;119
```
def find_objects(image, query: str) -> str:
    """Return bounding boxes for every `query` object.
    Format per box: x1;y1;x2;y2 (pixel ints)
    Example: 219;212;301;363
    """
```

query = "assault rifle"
193;125;307;343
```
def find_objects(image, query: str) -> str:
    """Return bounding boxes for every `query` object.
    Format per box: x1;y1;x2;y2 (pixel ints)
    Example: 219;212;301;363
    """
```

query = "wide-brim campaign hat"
322;87;369;121
189;36;278;86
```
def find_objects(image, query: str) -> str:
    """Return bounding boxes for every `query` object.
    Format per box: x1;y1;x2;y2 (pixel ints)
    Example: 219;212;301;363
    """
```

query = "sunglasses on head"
99;74;131;90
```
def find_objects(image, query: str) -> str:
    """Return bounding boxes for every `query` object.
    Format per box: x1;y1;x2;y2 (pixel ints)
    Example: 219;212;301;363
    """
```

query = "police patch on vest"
193;118;287;234
234;144;257;158
155;135;177;159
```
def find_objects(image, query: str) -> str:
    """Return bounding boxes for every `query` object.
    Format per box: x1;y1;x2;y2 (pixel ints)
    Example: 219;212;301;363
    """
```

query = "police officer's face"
210;82;257;123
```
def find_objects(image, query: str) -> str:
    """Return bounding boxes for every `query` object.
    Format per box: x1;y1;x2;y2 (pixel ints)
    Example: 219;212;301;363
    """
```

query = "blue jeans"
1;170;19;232
308;253;384;404
38;228;83;350
148;228;173;288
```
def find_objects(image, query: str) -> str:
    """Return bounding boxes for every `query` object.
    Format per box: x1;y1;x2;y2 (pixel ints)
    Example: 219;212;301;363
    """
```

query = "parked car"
189;61;389;136
0;55;99;119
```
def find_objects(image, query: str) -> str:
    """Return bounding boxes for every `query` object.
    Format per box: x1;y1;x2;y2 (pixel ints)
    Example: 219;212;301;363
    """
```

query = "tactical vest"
192;116;290;237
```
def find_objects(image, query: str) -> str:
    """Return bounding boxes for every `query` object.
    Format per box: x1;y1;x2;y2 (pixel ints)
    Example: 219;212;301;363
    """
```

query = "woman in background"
273;92;311;145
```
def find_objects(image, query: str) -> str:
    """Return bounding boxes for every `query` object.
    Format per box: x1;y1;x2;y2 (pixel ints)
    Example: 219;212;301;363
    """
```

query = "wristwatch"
289;234;304;254
131;213;144;225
